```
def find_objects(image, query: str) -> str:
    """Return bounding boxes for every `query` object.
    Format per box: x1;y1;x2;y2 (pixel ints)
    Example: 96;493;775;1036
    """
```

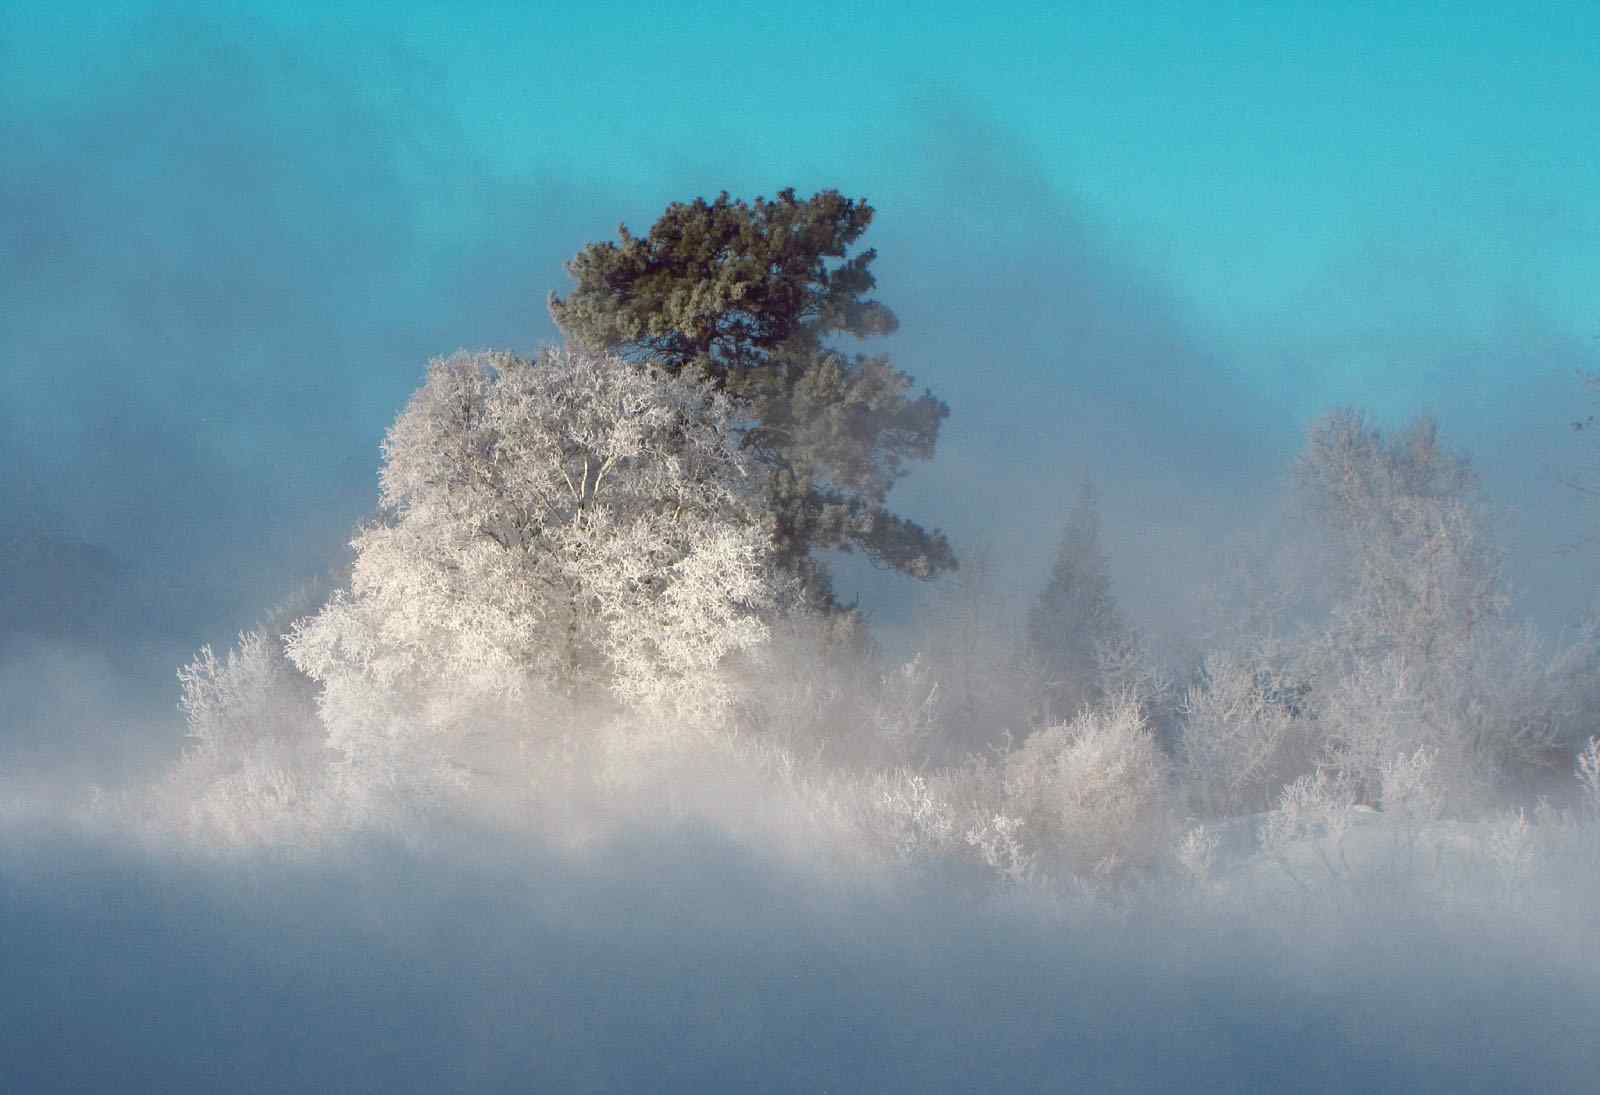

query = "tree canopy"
549;188;954;606
286;348;775;777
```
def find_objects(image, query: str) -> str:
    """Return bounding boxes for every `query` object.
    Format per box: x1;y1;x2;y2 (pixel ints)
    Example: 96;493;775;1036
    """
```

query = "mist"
6;4;1600;1091
5;804;1599;1094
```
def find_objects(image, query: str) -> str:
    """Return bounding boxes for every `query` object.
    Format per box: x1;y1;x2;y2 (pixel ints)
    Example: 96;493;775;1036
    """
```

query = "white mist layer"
4;729;1599;1095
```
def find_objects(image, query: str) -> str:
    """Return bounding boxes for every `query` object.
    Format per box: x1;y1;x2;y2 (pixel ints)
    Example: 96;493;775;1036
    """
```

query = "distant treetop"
550;188;954;607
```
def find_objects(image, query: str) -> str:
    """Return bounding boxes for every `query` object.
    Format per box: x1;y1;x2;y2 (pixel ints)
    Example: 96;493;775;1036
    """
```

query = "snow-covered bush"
1378;746;1445;829
1175;823;1221;885
1258;769;1359;886
1312;621;1579;814
865;768;961;866
1002;698;1172;881
171;625;331;846
179;628;319;755
287;347;776;776
1180;652;1316;817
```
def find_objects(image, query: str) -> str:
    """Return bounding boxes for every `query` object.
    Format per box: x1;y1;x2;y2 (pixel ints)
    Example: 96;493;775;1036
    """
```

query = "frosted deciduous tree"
1295;410;1500;665
286;347;776;774
173;612;331;845
180;629;319;756
1292;410;1577;809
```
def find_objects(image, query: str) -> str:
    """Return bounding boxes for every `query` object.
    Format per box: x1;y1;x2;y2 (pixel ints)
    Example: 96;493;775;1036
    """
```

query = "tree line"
168;187;1600;882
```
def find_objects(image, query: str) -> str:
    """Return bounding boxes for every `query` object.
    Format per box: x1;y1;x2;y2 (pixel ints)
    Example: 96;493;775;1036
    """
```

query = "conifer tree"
1027;481;1130;718
549;188;953;607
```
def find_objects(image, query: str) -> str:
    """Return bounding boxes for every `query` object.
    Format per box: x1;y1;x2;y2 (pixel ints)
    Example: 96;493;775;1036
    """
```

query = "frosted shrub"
1003;699;1172;881
1317;655;1436;804
866;768;960;866
1175;824;1221;885
965;813;1032;885
728;609;890;764
1482;808;1538;892
1378;746;1444;828
1093;632;1174;725
1180;653;1314;817
179;629;318;754
172;627;329;845
1432;621;1580;799
1316;621;1575;815
1259;769;1358;885
185;757;334;851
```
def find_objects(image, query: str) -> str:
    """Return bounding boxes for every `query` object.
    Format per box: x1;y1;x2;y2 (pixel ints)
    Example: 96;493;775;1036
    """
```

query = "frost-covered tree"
1295;410;1500;664
550;188;953;607
1180;651;1316;818
169;583;334;845
180;629;319;756
1290;410;1578;809
1027;481;1132;719
286;347;776;773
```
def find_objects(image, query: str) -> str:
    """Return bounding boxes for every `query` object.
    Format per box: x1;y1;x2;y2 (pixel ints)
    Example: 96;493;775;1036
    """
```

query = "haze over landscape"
4;3;1600;1091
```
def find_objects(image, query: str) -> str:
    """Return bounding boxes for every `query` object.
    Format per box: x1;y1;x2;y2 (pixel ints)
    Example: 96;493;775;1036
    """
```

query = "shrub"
1003;699;1172;881
1180;652;1316;817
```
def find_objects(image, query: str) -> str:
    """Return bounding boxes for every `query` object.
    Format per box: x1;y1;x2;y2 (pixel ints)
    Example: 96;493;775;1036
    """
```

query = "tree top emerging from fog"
550;188;954;607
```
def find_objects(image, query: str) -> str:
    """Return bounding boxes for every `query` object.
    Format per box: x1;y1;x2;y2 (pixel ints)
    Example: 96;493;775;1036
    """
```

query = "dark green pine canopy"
550;188;954;607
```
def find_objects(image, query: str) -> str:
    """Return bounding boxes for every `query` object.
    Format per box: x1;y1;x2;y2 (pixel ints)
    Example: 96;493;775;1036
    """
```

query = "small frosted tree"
286;347;776;775
1290;410;1571;809
171;586;333;845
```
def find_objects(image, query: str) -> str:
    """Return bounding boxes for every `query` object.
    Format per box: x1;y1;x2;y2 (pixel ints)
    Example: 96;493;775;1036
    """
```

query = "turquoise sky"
5;1;1598;630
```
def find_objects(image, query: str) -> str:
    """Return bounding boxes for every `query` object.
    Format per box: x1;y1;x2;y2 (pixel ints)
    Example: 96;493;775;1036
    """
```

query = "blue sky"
4;0;1598;635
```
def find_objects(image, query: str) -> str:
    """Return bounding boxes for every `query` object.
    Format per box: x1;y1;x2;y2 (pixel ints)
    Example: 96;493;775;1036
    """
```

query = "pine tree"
549;188;953;608
1027;481;1130;718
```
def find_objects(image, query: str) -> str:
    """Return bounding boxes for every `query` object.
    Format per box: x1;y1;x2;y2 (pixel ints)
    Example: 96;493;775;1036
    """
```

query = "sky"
5;1;1600;692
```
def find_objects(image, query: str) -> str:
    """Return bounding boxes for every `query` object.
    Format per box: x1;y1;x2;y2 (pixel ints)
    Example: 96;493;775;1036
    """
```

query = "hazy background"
4;5;1600;1089
7;3;1599;685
